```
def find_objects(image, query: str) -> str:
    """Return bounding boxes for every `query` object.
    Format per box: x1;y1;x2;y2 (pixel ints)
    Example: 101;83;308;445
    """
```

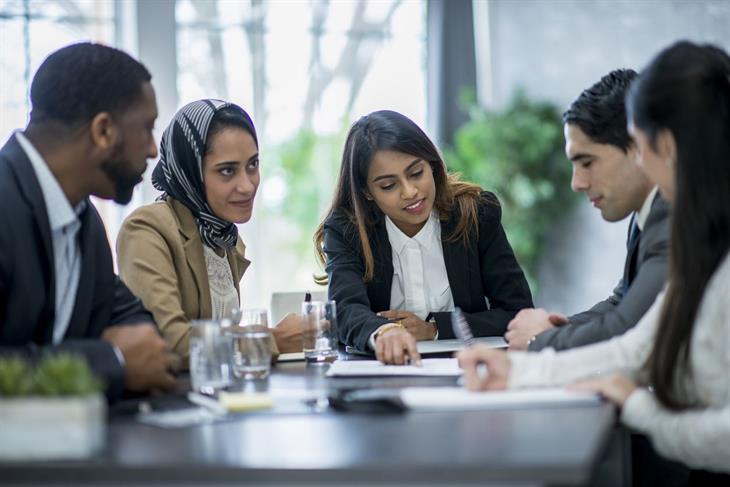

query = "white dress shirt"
15;131;84;345
508;252;730;472
368;212;455;348
386;212;455;318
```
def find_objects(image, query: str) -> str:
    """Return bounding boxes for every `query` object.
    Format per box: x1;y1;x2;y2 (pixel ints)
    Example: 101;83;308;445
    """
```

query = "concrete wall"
481;0;730;313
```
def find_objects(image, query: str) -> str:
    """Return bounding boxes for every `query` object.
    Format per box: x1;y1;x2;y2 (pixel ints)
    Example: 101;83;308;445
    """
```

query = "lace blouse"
203;245;239;320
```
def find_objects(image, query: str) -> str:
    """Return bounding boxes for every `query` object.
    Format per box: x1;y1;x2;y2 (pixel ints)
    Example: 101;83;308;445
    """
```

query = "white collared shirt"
368;212;455;349
636;186;659;231
16;131;84;344
386;212;455;319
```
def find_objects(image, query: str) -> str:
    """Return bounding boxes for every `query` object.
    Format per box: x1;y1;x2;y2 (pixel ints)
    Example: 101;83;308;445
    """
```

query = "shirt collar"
636;186;659;231
385;211;440;255
15;131;84;231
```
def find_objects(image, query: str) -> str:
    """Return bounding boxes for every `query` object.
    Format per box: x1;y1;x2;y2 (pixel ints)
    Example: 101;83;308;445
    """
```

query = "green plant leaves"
446;89;579;290
0;354;103;397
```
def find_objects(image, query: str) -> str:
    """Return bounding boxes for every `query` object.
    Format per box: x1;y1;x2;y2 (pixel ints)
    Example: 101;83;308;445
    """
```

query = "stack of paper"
417;336;507;354
326;358;462;377
399;387;601;411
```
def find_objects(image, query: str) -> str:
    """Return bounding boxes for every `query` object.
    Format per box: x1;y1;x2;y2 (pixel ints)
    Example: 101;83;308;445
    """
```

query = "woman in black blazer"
314;110;532;364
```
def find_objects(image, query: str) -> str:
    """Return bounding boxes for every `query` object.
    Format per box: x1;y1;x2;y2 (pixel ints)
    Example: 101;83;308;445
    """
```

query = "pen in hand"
452;308;474;345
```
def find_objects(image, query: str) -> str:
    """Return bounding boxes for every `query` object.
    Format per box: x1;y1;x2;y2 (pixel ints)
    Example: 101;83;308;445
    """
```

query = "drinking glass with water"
227;308;272;379
190;320;233;394
301;300;338;363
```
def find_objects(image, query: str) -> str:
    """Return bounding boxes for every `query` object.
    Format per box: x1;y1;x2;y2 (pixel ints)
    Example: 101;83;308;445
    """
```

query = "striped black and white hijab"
152;99;252;250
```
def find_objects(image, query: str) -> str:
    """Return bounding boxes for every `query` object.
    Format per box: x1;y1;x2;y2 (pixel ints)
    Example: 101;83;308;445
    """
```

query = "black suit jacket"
323;192;533;351
0;134;153;399
530;193;670;351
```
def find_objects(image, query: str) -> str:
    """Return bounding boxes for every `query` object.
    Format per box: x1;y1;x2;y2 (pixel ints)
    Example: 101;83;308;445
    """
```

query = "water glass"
228;308;272;379
301;300;338;363
189;320;232;394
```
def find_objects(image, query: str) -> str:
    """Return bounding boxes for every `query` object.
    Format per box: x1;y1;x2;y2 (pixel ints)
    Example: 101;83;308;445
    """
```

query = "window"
0;0;115;137
0;0;119;239
175;0;427;309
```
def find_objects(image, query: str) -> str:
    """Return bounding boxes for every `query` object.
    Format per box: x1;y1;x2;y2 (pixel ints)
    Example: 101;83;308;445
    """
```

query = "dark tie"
623;216;642;294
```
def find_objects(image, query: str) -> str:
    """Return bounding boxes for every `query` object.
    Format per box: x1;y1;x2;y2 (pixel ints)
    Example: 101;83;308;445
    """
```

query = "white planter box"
0;394;106;461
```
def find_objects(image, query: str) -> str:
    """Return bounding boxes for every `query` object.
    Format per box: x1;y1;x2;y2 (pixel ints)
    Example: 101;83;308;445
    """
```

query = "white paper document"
417;336;507;355
326;358;462;377
400;387;601;411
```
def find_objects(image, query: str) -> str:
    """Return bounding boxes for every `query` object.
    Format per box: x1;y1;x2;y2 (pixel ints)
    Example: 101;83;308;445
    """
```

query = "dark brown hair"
314;110;485;283
628;41;730;410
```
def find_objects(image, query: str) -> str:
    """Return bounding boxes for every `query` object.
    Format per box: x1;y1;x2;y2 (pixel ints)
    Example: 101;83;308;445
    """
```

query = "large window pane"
0;0;116;241
176;0;426;309
0;0;115;138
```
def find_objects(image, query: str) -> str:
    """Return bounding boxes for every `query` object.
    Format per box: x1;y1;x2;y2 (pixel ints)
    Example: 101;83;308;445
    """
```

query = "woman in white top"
458;41;730;481
314;110;533;364
118;100;303;364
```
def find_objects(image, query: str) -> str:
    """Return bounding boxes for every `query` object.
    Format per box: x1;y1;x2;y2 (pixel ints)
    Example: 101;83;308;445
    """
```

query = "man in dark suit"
0;43;177;399
505;69;670;352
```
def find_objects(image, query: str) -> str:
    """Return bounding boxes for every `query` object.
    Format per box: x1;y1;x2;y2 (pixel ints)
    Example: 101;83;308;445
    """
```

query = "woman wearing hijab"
117;99;303;364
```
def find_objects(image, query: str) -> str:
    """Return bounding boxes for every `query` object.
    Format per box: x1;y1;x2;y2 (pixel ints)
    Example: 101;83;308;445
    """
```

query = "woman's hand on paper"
375;327;421;366
457;346;511;391
568;373;637;407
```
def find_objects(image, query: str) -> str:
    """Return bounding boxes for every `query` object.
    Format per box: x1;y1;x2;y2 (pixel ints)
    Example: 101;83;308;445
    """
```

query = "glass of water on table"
189;320;233;394
301;300;338;363
227;308;273;379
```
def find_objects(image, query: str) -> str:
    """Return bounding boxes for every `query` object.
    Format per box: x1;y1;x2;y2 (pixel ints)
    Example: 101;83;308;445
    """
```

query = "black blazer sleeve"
431;194;533;337
323;212;389;352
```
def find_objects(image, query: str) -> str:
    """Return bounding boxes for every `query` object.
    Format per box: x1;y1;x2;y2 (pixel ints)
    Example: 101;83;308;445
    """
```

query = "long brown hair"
628;41;730;410
314;110;484;284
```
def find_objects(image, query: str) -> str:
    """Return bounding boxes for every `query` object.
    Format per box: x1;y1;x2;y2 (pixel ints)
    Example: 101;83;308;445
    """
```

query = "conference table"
1;353;625;487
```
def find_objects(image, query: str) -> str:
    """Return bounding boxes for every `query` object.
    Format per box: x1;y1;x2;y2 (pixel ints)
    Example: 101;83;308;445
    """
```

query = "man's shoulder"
0;140;29;205
643;195;671;243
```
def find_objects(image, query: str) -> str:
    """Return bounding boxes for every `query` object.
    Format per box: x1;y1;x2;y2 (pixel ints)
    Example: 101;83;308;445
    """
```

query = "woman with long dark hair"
314;110;532;364
458;41;730;480
117;100;304;365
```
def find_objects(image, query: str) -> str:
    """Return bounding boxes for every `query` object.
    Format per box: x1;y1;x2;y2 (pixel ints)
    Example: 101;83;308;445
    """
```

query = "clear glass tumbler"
189;320;233;394
301;300;338;363
227;308;272;379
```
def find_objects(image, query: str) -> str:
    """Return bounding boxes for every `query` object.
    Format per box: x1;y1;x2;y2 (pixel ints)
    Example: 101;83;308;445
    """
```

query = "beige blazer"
117;198;252;363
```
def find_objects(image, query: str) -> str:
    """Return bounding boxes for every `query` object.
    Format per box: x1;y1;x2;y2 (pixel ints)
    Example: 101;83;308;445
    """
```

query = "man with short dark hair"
506;69;670;351
0;42;177;399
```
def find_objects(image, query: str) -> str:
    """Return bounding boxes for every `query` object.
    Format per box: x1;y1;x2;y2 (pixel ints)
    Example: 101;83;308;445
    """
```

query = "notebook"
417;336;507;354
326;358;462;377
400;387;601;411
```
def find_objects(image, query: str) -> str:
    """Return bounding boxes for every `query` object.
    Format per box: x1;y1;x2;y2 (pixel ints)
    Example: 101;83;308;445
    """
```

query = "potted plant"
446;90;579;290
0;353;106;461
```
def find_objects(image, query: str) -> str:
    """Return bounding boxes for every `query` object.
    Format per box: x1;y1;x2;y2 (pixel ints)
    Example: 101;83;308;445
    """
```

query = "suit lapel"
227;239;251;298
171;199;212;318
371;218;393;309
3;134;56;342
441;218;472;310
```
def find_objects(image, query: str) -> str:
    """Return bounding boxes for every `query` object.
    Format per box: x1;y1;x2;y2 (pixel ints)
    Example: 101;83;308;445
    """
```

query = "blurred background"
1;0;729;316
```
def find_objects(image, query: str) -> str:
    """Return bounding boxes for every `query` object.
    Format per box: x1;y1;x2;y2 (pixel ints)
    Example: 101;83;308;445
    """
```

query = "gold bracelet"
375;322;405;341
